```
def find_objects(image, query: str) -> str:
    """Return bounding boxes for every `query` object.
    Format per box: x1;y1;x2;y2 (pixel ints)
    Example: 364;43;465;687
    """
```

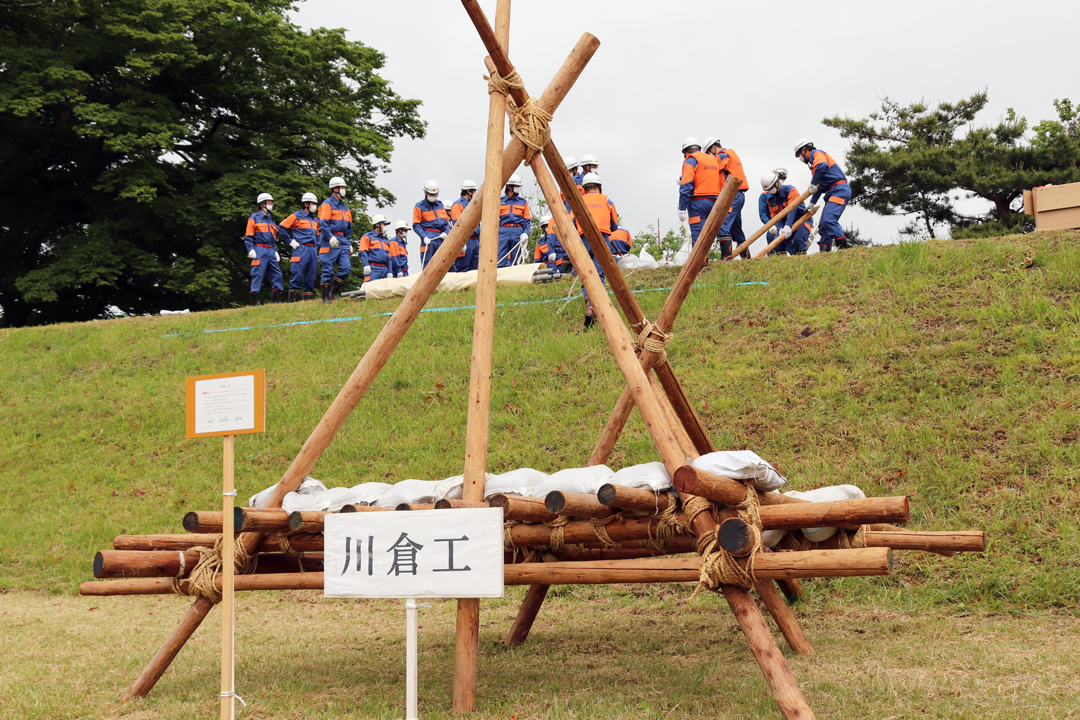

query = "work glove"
520;232;529;243
548;253;556;262
678;210;688;223
290;240;299;250
807;184;819;195
275;252;280;262
767;226;778;237
363;266;371;276
395;272;403;278
781;226;792;240
330;238;339;248
438;231;448;240
247;249;257;259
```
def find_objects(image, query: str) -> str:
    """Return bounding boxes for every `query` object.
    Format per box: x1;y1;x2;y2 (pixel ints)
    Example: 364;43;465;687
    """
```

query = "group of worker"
679;136;851;259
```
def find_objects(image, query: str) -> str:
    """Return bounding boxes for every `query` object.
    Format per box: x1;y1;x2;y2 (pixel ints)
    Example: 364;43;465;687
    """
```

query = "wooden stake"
220;434;235;720
505;584;549;646
752;206;821;259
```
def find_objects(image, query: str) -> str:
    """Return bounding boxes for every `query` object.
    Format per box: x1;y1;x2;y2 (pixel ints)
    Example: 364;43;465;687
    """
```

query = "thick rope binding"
171;533;258;603
485;69;552;164
684;483;764;600
635;320;673;365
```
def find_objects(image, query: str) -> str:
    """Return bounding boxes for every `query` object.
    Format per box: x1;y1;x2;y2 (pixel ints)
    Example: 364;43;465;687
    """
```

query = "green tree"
823;91;1080;240
0;0;424;326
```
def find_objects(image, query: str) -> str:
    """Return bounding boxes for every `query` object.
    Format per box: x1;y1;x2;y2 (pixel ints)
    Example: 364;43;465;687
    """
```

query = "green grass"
2;232;1079;615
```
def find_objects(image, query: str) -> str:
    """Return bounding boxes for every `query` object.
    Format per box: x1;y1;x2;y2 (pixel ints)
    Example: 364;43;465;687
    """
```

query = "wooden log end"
181;511;200;533
717;518;754;557
288;511;304;532
596;484;617;506
340;504;357;513
434;499;453;510
93;551;105;579
545;491;567;515
488;494;511;510
233;506;246;532
395;503;413;511
672;465;698;494
886;548;894;574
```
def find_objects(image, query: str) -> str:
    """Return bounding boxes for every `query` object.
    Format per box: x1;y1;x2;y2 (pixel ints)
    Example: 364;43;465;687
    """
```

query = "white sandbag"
248;477;325;509
671;242;690;267
373;479;444;508
482;468;549;499
690;450;787;492
616;253;666;271
762;529;788;547
607;462;672;493
433;473;497;502
783;484;866;543
280;483;382;513
363;263;542;300
530;465;614;498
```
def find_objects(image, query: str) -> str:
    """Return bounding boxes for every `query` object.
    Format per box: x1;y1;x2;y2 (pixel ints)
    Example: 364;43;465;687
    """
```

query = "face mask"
426;194;438;204
264;203;273;212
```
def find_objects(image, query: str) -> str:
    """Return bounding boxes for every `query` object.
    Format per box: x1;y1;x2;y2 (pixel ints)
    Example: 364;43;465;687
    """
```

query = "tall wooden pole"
455;1;511;712
121;34;601;703
219;435;236;720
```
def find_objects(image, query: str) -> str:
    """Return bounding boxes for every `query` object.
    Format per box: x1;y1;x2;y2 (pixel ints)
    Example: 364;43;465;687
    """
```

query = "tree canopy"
823;91;1080;239
0;0;424;326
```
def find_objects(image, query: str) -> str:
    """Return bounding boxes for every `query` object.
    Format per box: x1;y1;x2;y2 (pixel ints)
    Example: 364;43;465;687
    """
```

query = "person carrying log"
703;137;750;260
358;215;393;282
413;180;452;270
574;172;619;329
758;167;788;244
677;137;721;253
450;180;481;272
759;172;811;256
795;138;852;252
498;174;531;267
279;192;321;301
317;176;354;303
389;220;410;277
243;192;285;305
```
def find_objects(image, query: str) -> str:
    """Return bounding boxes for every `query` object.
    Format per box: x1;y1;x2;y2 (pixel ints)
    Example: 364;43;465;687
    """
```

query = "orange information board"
185;370;266;439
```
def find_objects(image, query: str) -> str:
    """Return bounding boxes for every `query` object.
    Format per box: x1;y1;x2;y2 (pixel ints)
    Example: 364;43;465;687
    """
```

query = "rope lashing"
635;320;673;365
837;525;867;549
684;483;764;600
485;69;552;164
647;491;683;552
591;512;625;550
171;534;258;603
276;531;308;573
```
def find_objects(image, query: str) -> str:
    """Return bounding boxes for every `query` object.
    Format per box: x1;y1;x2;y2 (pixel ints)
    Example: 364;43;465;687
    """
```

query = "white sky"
293;0;1074;266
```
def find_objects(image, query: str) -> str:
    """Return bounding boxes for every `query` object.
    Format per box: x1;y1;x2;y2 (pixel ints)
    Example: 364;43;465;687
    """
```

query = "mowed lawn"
1;232;1078;717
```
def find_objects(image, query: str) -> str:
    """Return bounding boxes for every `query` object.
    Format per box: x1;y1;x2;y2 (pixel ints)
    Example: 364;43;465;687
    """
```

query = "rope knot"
484;69;552;164
171;533;258;603
635;320;673;365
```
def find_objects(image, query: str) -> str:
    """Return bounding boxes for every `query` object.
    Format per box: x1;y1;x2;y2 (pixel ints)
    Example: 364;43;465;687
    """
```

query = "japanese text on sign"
324;508;504;599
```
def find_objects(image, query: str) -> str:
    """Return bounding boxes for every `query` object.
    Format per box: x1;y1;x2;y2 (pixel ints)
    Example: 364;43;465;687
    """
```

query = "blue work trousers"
288;243;318;293
250;245;283;293
818;183;851;249
319;245;351;283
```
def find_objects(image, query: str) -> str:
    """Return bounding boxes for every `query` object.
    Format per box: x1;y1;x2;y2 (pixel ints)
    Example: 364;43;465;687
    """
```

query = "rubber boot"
287;290;298;303
718;237;733;260
271;289;283;304
250;292;261;306
332;278;345;300
583;298;596;330
302;292;314;301
321;283;332;304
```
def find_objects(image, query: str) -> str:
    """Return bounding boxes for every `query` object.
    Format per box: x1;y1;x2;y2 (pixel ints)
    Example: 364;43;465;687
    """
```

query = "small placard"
185;370;266;438
324;508;505;599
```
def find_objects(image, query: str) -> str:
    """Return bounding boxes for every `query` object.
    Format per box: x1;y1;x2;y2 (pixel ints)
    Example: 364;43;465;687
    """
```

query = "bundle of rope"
486;69;552;164
684;481;763;600
171;534;258;603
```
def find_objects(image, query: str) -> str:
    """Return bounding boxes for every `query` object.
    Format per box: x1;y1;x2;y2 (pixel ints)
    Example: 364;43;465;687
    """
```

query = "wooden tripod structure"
119;2;818;716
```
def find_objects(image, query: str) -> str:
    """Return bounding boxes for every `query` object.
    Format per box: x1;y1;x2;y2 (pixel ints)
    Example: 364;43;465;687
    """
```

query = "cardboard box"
1027;182;1080;231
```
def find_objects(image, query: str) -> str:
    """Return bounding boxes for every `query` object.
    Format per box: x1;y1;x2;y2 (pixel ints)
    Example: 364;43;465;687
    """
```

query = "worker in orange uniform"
608;224;633;257
244;192;284;305
413;180;451;269
677;137;721;251
704;137;749;259
498;174;531;267
450;180;480;272
389;220;410;277
279;192;320;301
575;172;619;329
358;215;393;282
794;138;851;252
318;176;353;303
533;216;567;270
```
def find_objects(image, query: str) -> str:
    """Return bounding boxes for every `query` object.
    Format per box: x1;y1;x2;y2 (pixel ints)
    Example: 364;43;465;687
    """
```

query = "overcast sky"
292;0;1074;266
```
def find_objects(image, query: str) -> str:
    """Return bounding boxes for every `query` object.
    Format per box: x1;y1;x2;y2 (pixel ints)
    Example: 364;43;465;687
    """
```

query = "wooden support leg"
453;598;481;713
776;578;804;603
754;579;814;655
122;597;215;702
505;584;550;646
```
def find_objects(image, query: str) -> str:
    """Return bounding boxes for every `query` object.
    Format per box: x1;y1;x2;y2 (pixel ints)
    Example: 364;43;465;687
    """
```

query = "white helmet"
702;137;719;152
565;156;578;171
582;172;602;188
681;136;701;153
301;192;318;204
760;172;779;192
773;167;788;180
460;179;478;192
581;154;598;167
540;215;551;228
505;174;523;188
256;192;273;204
794;138;814;157
393;220;409;232
371;214;388;226
328;176;346;190
423;179;439;195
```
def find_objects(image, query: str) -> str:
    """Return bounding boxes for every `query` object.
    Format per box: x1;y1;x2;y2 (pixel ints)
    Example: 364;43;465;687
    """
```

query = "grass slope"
1;233;1078;613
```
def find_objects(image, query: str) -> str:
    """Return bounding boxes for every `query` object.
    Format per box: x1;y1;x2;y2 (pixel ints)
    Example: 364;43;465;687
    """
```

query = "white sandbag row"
690;450;787;492
760;484;868;546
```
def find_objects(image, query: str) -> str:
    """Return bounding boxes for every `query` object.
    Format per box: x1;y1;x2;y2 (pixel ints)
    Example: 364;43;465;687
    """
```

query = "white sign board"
324;508;505;599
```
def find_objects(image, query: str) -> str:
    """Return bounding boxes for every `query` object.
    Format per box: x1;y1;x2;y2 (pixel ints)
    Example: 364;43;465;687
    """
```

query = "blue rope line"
161;281;767;338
